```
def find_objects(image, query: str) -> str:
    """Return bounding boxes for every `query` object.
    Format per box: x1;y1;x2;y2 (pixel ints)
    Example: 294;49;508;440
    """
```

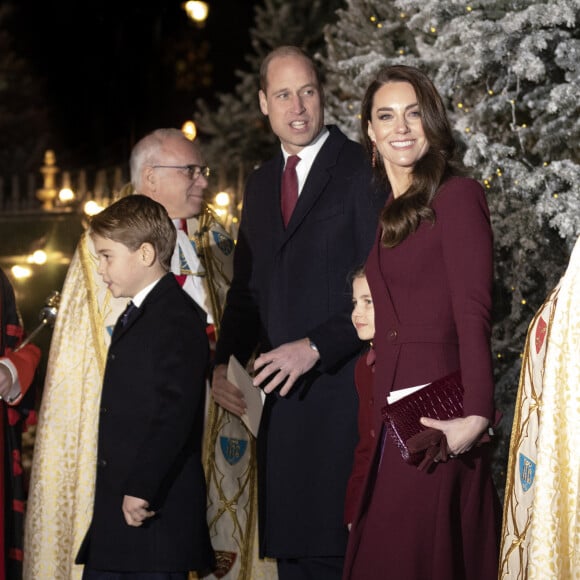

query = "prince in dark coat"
212;47;384;580
215;122;382;561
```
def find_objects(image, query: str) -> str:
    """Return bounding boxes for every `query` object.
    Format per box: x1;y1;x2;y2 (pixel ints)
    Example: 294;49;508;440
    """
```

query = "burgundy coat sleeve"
435;178;495;420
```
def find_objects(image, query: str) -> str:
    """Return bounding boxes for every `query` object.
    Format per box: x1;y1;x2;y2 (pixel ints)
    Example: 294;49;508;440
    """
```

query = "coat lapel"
109;274;175;344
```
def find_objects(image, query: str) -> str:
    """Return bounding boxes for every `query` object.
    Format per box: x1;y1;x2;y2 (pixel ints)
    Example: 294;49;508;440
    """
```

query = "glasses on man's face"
152;164;211;181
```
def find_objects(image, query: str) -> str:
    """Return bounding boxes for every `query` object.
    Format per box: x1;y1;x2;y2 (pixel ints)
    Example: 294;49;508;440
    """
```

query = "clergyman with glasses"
24;128;245;579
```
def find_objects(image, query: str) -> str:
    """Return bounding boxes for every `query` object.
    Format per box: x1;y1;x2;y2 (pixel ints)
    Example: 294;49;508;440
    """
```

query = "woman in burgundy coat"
343;66;501;580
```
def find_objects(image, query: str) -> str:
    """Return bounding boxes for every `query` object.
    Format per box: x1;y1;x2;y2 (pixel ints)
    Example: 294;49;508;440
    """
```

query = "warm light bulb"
29;250;47;265
181;120;197;141
59;188;75;203
84;200;104;216
215;192;230;207
184;1;209;23
11;265;32;280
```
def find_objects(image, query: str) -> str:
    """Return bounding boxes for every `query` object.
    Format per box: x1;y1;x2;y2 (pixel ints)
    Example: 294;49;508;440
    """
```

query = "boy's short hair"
89;195;177;271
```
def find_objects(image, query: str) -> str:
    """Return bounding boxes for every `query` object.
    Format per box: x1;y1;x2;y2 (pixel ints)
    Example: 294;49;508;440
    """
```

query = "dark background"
10;0;257;169
1;0;258;379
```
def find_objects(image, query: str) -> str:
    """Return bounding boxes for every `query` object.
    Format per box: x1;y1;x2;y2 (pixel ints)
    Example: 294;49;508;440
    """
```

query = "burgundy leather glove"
407;428;449;471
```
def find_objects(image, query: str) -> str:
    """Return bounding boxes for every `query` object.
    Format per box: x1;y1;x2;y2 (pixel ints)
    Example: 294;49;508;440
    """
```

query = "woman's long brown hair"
360;65;461;247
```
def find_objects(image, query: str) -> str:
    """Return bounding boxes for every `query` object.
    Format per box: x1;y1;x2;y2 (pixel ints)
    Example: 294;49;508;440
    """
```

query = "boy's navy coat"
76;273;214;573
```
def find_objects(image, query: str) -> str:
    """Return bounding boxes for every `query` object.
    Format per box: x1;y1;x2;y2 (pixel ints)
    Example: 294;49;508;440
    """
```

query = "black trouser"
277;556;344;580
82;569;187;580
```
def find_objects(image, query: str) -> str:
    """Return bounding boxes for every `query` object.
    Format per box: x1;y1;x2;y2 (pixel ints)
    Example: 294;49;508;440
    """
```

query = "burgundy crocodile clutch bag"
381;370;464;466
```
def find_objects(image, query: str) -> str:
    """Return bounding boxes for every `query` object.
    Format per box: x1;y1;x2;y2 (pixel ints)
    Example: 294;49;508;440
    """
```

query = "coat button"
109;353;116;361
370;429;376;438
387;328;398;341
97;458;107;467
100;407;107;414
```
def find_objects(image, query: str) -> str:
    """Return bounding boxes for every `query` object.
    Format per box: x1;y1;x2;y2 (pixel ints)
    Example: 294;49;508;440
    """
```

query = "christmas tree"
320;1;420;138
322;0;580;493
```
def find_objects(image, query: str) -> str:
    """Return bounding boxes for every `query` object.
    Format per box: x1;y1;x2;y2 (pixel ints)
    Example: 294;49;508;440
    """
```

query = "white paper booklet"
386;382;430;405
226;355;264;437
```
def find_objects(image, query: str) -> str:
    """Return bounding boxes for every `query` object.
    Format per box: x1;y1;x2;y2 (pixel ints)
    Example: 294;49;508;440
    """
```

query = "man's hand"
211;363;246;417
0;363;13;400
420;414;489;457
253;338;320;397
122;495;155;527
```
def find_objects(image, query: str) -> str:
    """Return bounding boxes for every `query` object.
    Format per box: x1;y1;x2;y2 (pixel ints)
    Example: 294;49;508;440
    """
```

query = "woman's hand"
420;414;489;457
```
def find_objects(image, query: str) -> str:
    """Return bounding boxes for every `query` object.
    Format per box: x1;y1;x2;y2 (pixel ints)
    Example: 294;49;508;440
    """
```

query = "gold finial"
37;149;60;210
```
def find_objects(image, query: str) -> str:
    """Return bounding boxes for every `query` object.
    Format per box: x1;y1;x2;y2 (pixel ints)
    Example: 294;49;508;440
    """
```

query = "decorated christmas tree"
322;0;580;491
320;1;419;137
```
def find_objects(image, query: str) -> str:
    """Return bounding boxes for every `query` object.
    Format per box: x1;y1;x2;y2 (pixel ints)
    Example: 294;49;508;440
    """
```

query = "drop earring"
371;142;377;168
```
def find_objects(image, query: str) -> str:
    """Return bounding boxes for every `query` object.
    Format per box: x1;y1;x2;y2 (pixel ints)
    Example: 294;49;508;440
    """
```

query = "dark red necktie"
281;155;300;227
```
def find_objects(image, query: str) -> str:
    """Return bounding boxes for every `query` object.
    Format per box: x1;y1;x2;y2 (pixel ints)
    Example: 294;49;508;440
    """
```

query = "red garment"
343;178;501;580
174;219;189;287
0;268;41;580
344;349;375;525
281;155;300;227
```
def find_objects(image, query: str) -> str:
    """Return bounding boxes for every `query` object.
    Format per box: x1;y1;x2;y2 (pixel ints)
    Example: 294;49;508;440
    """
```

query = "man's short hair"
89;194;176;271
259;45;324;95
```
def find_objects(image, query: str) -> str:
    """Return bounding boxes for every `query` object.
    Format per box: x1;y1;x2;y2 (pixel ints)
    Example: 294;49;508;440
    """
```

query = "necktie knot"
286;155;300;172
281;155;301;227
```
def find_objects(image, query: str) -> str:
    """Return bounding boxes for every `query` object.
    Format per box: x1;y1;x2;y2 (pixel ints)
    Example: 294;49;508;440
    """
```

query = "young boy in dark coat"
75;194;214;579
